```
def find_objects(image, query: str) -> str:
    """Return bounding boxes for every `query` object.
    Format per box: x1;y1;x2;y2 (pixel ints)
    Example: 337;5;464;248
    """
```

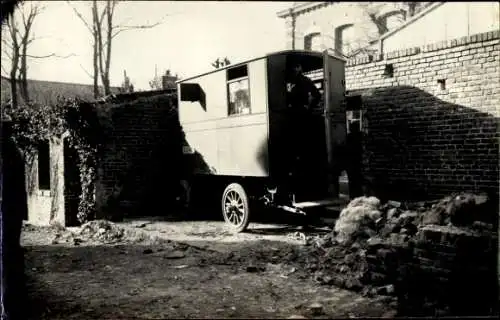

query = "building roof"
0;76;121;105
277;2;331;18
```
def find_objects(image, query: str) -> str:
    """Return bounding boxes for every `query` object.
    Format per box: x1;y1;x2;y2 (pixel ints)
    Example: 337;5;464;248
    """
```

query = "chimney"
162;72;177;89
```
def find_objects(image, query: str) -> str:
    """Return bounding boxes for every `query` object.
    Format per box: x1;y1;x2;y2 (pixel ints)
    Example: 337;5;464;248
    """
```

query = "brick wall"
94;93;183;220
63;139;81;226
345;30;500;201
364;225;497;316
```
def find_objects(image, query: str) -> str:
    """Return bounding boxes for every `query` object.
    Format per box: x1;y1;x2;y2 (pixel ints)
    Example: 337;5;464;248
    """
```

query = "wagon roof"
176;50;334;84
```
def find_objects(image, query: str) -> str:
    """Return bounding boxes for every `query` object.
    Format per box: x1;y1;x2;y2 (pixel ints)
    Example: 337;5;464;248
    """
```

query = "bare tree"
403;2;433;19
149;64;162;90
68;0;166;97
2;11;20;107
343;2;430;59
358;3;396;37
211;57;231;69
360;2;432;38
120;69;133;93
1;1;74;107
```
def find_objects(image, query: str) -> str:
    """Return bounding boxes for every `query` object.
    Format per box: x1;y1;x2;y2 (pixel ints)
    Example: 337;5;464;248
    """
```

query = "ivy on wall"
3;98;104;224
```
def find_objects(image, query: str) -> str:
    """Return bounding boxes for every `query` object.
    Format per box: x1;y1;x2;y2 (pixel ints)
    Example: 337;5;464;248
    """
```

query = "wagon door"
323;51;348;196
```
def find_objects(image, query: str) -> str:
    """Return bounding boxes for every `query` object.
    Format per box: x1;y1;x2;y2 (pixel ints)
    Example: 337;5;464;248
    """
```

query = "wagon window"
227;65;251;116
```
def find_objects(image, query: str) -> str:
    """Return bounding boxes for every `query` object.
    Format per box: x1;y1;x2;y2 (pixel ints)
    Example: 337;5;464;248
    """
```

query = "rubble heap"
78;220;126;243
303;192;496;299
51;220;127;245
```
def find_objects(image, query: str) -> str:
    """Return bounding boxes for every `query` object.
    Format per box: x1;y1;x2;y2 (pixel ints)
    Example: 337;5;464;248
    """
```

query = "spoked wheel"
221;183;250;233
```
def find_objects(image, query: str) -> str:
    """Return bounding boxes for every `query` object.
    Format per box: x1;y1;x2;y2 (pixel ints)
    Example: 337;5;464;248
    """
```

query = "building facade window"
334;24;355;57
227;65;251;116
304;32;322;51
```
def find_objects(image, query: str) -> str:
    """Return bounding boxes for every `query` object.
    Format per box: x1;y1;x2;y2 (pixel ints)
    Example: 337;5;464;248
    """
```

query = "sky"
1;1;292;91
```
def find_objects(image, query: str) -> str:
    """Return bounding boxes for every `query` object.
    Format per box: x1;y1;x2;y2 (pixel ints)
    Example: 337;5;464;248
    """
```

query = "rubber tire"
221;183;251;233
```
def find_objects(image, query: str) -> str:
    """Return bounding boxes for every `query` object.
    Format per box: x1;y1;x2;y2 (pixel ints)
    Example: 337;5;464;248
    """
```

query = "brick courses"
365;225;497;316
345;30;500;201
94;93;183;219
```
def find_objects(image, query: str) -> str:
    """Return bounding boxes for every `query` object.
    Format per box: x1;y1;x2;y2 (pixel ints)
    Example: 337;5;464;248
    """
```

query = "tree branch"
26;35;48;45
20;3;29;30
6;14;19;46
25;53;77;59
111;21;161;39
79;64;94;79
110;11;170;40
66;1;94;34
93;0;105;87
98;2;107;26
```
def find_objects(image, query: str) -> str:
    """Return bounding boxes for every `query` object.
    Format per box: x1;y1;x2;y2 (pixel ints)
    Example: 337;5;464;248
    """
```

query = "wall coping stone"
346;30;500;67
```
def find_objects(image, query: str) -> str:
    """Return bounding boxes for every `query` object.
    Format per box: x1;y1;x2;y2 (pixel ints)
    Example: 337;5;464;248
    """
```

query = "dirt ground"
22;214;397;319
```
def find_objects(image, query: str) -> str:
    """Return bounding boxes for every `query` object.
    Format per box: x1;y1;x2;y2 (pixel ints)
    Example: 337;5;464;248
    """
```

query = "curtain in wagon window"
228;79;251;115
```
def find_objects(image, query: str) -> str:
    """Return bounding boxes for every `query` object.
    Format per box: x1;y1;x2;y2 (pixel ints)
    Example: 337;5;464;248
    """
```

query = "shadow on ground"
23;240;394;320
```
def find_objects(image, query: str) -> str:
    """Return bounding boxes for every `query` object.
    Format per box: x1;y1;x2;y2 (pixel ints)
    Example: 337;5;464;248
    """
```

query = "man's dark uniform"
286;68;322;201
288;73;321;114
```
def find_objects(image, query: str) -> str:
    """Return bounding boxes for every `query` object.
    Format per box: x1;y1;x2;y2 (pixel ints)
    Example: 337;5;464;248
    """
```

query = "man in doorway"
288;63;321;112
286;63;322;201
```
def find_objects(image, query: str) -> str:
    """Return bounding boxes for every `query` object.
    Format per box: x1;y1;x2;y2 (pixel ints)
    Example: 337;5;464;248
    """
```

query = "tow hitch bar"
276;205;307;215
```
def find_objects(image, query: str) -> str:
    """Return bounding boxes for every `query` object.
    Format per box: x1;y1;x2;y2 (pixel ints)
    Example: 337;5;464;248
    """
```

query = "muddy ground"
22;213;397;319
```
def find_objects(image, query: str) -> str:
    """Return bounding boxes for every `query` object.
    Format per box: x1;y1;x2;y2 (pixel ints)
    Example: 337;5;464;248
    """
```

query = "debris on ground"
164;251;186;259
40;219;165;246
79;220;125;243
294;192;496;300
308;303;324;316
288;231;307;244
333;196;382;245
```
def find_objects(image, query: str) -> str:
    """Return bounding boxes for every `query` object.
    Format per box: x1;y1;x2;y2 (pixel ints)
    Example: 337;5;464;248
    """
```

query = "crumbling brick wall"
396;226;497;316
363;225;497;316
94;93;183;219
345;30;500;201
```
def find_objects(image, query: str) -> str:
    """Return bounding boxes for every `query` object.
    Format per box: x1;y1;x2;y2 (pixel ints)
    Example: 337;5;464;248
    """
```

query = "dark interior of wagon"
284;53;323;76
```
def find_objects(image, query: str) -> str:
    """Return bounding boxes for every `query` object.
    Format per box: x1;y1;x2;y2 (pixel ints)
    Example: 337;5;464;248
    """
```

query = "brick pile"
303;193;498;317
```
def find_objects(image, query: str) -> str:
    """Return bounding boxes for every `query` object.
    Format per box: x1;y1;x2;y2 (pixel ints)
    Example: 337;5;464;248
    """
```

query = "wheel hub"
224;192;244;225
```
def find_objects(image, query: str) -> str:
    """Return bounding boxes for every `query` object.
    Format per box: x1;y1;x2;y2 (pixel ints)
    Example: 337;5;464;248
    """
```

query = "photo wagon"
177;50;363;232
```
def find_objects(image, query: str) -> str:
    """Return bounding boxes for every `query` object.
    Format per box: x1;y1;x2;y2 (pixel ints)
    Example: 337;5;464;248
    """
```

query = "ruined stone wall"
94;93;183;219
345;30;500;201
364;224;498;316
24;137;66;226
